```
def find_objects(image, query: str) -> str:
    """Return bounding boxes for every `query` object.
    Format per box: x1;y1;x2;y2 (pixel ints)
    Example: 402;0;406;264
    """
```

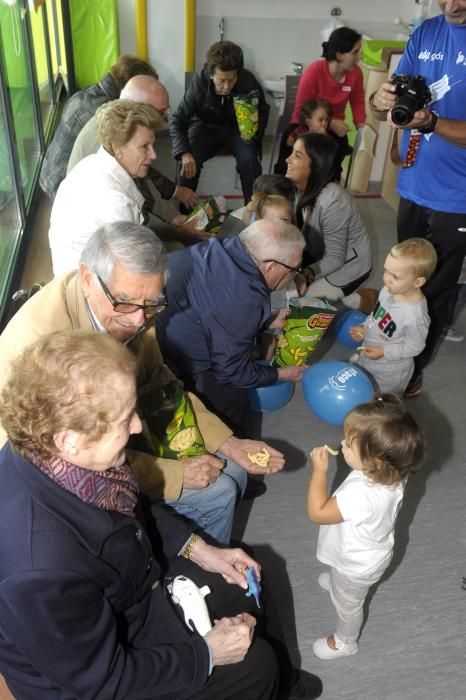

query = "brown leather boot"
355;288;378;315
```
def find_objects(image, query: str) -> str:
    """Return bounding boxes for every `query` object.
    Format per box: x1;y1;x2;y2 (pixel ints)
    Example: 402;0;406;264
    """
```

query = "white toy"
169;575;212;636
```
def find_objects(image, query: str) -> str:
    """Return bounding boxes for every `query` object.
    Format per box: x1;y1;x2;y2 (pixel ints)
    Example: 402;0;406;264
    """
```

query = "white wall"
147;0;186;107
116;0;442;112
117;0;186;108
117;0;136;54
194;1;439;77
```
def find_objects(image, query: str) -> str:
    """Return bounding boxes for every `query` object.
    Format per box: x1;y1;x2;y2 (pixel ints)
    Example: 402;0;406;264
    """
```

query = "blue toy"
245;567;261;608
248;360;294;412
302;360;374;426
334;310;368;348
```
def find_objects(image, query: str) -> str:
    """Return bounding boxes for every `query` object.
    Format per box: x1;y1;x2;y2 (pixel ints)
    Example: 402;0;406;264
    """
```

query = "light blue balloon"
334;310;368;348
302;360;374;426
248;361;295;412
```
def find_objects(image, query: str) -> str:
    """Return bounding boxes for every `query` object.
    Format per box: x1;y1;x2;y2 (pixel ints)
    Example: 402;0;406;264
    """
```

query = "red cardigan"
291;59;365;126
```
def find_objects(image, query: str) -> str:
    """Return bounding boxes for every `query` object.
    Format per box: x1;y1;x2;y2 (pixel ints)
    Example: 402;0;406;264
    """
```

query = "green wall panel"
69;0;119;88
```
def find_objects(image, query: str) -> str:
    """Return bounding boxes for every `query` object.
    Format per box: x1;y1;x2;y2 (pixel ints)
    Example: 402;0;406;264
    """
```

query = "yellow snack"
324;444;339;456
247;448;270;468
169;427;198;452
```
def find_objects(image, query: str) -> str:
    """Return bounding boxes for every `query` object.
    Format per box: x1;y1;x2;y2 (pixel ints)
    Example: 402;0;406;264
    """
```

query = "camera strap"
401;130;422;169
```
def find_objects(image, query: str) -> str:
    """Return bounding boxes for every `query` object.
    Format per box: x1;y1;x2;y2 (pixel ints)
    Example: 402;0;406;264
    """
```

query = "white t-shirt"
317;470;405;583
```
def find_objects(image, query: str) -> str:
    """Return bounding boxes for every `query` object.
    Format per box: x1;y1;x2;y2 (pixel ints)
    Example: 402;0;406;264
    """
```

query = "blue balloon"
334;310;368;348
302;360;374;426
248;361;295;412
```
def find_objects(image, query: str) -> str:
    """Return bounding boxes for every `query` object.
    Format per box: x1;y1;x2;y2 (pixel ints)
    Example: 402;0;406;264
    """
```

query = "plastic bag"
273;296;337;367
184;195;229;234
233;90;260;141
138;365;205;459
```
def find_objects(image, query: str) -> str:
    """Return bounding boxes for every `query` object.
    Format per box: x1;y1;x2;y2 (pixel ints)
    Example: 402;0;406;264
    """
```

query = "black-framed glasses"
97;276;168;316
262;259;304;275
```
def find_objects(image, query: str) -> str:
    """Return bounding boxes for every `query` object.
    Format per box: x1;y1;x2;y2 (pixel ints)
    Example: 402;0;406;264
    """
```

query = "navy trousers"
176;125;262;204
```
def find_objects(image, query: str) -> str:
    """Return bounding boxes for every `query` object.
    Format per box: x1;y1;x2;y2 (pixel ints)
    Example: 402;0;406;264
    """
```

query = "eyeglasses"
262;259;304;275
97;276;168;316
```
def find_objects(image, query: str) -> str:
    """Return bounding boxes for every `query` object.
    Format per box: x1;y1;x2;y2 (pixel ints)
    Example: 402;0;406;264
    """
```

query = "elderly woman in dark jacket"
0;330;322;700
171;40;269;205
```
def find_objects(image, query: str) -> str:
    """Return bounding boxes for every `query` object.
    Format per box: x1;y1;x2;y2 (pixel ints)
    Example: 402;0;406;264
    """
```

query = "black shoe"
242;477;267;500
278;668;323;699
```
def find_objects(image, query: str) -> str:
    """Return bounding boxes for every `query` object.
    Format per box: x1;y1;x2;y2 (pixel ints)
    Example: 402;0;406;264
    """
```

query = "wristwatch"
418;111;438;134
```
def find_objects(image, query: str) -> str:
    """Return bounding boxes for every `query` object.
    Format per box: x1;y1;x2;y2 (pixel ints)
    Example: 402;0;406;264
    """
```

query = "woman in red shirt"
275;27;365;177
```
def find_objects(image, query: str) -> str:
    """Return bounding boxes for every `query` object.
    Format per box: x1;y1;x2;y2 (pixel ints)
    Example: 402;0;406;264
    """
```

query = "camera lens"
391;104;414;127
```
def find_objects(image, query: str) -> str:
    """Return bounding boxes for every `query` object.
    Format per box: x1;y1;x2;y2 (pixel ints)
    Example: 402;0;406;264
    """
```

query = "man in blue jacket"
156;219;307;436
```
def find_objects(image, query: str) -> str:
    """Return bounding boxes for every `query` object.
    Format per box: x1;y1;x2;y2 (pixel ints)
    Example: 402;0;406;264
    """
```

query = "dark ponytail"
322;27;362;61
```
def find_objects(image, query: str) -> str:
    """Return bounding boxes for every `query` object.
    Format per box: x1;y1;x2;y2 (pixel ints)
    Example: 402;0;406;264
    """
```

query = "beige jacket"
0;272;232;499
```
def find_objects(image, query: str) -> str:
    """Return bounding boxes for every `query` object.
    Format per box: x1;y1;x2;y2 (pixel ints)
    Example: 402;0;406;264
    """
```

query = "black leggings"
167;555;296;700
397;197;466;369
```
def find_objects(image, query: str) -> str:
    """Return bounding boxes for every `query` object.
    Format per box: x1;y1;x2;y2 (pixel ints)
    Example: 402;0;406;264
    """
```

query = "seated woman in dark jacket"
0;330;321;700
170;40;269;205
286;132;377;314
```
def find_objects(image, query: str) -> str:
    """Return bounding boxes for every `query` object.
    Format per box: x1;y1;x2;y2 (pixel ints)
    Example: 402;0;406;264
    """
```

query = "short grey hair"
79;221;168;284
239;218;305;264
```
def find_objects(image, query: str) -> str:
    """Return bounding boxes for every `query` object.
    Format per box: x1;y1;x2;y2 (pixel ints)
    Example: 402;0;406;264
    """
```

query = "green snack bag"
233;90;260;141
138;365;205;460
184;195;230;235
273;296;337;367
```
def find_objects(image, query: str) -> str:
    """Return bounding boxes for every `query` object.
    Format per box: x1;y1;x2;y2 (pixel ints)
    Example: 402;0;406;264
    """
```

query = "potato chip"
169;427;198;452
247;448;270;468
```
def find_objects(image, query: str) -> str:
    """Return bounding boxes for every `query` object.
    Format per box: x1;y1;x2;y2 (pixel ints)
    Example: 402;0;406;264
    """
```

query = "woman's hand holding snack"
181;454;224;489
220;436;284;475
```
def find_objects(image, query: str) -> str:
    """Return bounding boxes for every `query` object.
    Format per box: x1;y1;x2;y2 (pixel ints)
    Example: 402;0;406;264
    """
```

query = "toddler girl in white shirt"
307;394;425;659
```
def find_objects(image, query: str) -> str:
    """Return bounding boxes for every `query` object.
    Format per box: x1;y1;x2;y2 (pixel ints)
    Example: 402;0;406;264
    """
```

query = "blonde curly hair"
96;99;163;153
0;330;136;460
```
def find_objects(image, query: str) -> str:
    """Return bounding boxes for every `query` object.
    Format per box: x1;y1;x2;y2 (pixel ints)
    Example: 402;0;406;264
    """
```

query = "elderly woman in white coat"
48;99;164;276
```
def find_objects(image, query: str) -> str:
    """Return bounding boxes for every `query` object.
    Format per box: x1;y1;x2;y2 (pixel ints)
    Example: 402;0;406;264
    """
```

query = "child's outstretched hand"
349;325;365;341
361;345;384;360
310;446;330;473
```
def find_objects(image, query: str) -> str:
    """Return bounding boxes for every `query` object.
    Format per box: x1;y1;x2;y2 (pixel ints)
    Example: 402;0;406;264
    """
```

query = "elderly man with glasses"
156;218;308;436
0;222;285;544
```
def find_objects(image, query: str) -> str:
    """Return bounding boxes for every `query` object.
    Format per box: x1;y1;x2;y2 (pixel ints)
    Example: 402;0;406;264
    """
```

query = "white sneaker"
442;327;464;342
312;634;358;660
317;572;330;592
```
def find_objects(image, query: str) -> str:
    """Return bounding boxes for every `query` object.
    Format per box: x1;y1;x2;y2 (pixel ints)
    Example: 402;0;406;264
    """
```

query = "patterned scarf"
30;453;139;517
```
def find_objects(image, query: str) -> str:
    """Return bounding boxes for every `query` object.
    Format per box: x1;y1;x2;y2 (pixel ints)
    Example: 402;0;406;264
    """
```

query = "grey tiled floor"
21;128;466;700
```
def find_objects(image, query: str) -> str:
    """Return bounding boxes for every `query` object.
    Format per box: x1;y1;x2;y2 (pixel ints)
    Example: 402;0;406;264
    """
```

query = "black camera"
390;74;431;126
